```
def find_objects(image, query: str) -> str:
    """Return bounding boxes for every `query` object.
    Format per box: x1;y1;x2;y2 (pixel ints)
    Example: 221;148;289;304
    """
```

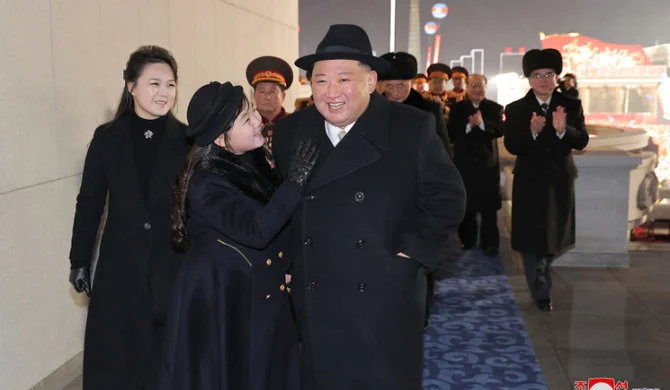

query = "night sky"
299;0;670;75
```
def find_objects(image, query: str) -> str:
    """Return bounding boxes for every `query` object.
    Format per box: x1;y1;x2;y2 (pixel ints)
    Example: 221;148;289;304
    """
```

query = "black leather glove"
287;140;319;188
69;266;91;297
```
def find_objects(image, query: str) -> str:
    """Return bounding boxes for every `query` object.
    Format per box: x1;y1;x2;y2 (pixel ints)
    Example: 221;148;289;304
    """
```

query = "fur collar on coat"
199;146;281;204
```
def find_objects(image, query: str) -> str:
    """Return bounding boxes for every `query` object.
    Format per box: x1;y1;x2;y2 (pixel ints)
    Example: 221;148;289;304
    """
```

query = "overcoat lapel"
299;106;335;182
308;93;389;191
523;89;542;113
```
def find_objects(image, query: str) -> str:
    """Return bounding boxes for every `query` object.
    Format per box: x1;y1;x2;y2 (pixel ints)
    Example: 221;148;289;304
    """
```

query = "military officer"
246;55;294;151
447;66;469;104
413;73;428;93
423;63;453;119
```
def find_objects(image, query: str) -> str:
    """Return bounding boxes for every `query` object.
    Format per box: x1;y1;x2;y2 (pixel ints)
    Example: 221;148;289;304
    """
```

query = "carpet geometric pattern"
423;247;548;390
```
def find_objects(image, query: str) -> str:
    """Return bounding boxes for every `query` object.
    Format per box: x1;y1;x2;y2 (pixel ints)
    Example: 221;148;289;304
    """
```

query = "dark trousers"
522;253;554;300
458;209;499;249
425;272;435;327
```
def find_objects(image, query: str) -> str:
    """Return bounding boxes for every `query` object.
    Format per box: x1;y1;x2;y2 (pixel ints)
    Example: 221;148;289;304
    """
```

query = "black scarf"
199;146;281;204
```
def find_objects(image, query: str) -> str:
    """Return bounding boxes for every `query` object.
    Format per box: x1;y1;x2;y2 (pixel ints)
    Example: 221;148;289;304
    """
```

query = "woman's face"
128;62;176;119
214;103;264;154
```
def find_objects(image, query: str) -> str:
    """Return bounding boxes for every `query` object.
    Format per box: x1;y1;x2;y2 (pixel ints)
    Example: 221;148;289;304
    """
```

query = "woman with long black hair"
158;81;318;390
68;45;191;389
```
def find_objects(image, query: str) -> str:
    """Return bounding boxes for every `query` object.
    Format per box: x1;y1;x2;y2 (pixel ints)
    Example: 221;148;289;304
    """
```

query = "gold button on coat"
266;259;272;266
278;251;284;258
280;284;286;291
266;294;271;299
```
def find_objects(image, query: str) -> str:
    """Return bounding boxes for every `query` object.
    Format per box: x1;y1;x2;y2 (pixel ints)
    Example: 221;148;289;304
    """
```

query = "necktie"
541;103;549;116
338;130;346;140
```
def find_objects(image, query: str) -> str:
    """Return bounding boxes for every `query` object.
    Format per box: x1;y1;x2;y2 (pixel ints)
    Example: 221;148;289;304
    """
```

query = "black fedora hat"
186;81;244;147
295;24;390;74
522;49;563;77
378;52;417;81
246;56;294;89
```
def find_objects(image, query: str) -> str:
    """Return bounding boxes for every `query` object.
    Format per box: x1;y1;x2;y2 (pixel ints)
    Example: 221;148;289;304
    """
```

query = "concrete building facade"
0;1;298;388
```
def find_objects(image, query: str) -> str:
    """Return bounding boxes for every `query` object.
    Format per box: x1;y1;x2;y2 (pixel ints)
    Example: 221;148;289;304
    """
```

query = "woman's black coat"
69;114;190;390
157;149;302;390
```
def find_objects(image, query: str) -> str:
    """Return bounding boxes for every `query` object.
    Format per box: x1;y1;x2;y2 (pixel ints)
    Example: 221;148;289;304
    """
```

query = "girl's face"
128;62;176;119
214;103;264;154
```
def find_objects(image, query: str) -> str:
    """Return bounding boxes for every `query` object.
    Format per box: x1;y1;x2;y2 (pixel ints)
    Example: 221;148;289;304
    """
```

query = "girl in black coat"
158;81;318;390
68;46;191;389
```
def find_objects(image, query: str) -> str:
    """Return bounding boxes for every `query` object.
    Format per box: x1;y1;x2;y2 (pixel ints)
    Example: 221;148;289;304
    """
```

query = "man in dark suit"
503;49;589;311
273;24;466;390
448;74;504;256
379;51;453;331
379;52;450;154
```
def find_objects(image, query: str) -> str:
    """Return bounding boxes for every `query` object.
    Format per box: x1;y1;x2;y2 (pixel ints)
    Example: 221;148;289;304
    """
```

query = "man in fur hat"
379;51;453;332
273;24;465;390
503;49;589;311
379;52;450;152
246;55;293;151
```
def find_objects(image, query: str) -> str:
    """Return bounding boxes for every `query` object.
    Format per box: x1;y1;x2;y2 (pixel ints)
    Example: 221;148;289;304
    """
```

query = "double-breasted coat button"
307;281;317;290
305;194;316;201
358;282;367;292
280;284;286;292
354;191;365;202
266;259;272;266
356;239;365;249
278;251;284;258
143;222;151;230
304;237;314;246
266;294;271;299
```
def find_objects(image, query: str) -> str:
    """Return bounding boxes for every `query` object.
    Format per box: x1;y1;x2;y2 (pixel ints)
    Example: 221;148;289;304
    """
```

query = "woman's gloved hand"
69;266;92;297
287;139;319;189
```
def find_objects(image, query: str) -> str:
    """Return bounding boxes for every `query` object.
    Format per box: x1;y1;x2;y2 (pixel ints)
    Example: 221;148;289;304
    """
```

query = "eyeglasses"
384;83;411;90
530;72;556;80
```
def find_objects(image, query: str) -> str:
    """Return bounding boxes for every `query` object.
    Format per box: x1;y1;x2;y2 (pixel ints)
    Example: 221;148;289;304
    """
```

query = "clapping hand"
468;110;483;128
552;106;567;134
530;112;546;135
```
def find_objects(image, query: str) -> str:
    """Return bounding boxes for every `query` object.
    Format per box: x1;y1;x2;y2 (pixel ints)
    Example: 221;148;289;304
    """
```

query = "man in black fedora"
273;24;466;390
246;55;293;151
503;49;589;311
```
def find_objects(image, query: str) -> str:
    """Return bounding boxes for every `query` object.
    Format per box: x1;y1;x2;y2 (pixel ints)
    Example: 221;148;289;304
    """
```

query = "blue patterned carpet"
423;246;548;390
